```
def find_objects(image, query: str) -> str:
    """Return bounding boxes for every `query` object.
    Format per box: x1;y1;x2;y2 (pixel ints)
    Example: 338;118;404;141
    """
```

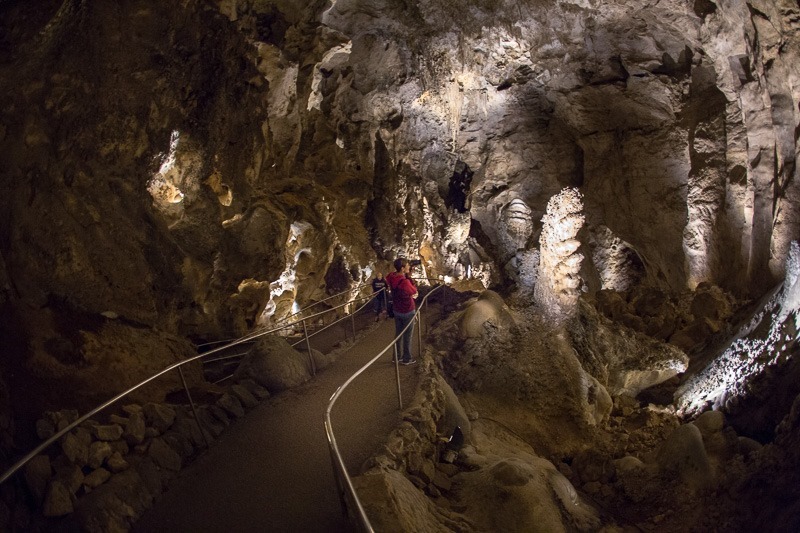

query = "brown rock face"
319;0;798;299
0;1;799;527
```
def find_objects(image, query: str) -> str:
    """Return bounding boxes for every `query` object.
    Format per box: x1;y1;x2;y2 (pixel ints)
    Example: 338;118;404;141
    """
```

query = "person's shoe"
401;359;417;366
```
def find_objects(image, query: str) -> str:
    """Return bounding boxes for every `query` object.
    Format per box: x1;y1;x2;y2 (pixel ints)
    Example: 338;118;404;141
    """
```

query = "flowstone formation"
676;242;800;438
356;282;800;532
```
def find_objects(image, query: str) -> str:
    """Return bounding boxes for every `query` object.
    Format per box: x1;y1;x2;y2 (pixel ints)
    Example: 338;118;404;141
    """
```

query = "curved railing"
324;281;446;532
0;287;383;487
195;282;376;350
202;291;383;384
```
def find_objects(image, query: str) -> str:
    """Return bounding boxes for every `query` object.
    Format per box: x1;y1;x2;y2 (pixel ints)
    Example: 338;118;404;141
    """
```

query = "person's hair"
394;258;408;271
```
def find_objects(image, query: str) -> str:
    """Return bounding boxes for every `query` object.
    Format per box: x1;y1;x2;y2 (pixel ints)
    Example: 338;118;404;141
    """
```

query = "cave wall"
0;0;798;457
302;0;799;296
0;0;386;434
0;0;274;329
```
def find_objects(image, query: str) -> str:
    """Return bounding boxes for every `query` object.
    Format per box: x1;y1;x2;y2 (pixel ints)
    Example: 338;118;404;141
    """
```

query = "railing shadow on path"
0;278;446;533
133;289;425;533
325;281;446;533
0;284;382;532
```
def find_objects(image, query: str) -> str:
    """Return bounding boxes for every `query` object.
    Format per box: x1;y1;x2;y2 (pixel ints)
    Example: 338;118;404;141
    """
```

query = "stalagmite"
535;188;585;323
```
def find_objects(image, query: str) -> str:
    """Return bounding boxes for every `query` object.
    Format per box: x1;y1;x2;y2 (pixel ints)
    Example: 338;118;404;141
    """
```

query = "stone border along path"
133;316;421;533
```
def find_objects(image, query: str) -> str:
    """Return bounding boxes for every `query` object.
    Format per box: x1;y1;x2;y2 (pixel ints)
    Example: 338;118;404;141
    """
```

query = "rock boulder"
233;335;313;393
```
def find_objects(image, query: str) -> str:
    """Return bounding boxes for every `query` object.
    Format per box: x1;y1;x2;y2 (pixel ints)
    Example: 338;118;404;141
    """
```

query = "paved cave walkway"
134;317;420;533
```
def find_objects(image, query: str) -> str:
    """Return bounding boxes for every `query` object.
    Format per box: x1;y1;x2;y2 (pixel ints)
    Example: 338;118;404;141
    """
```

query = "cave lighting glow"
147;129;186;205
267;268;296;316
159;130;180;175
289;221;312;243
678;314;792;415
260;221;316;323
677;243;800;416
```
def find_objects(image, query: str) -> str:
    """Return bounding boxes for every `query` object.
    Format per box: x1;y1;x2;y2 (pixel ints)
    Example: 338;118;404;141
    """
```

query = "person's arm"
402;278;418;300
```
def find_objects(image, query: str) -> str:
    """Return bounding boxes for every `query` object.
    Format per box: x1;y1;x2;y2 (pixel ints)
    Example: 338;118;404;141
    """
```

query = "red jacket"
386;271;417;313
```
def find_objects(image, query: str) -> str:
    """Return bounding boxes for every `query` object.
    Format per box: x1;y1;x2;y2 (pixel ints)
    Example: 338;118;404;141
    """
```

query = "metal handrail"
195;282;375;349
290;292;379;348
199;276;434;347
323;283;445;532
202;351;252;365
209;293;381;386
0;288;379;487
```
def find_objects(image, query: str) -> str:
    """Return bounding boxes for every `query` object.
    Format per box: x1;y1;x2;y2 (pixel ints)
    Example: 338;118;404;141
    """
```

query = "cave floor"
133;316;419;533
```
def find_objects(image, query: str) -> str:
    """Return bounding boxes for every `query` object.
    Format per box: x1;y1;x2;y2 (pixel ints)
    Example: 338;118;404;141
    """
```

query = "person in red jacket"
386;258;419;365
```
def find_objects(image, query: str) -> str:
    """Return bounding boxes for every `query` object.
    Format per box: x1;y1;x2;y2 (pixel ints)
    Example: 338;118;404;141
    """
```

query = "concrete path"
134;316;420;533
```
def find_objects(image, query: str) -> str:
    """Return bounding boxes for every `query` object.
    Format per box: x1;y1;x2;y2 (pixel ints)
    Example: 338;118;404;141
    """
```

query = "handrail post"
302;319;317;376
328;448;349;516
416;313;423;361
324;282;443;532
394;348;403;410
179;366;210;449
392;310;403;409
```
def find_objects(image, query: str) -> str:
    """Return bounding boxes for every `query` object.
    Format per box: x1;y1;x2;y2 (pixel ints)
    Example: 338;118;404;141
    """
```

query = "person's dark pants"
393;310;415;362
373;293;385;315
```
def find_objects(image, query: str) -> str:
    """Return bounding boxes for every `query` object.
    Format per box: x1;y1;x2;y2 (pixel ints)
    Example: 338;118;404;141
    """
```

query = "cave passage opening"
447;160;473;213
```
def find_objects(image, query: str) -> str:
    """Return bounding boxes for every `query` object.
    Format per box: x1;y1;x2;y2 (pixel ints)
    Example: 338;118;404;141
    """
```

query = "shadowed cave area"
1;0;800;531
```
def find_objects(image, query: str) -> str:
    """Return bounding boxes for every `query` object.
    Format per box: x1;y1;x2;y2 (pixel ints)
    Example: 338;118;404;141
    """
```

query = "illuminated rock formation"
0;0;799;530
534;188;586;322
676;241;800;435
588;225;644;292
498;199;534;257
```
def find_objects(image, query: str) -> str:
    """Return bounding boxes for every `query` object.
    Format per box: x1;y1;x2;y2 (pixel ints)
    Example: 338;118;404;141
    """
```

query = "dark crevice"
446;160;473;213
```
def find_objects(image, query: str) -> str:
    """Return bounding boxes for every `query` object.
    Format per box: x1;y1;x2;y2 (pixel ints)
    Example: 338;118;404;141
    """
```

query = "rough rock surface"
676;244;800;439
356;290;800;531
457;290;515;338
570;299;689;396
232;335;316;393
0;0;797;423
435;300;626;456
534;188;585;322
0;0;799;530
